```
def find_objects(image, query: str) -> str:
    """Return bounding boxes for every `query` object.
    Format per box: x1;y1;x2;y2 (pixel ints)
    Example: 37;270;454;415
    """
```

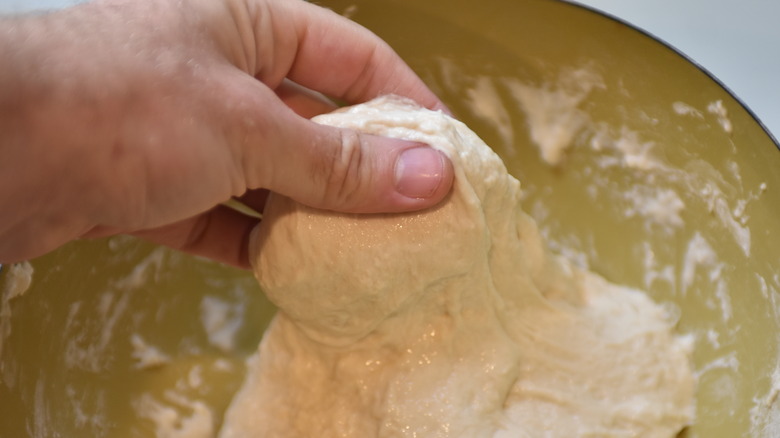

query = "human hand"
0;0;453;268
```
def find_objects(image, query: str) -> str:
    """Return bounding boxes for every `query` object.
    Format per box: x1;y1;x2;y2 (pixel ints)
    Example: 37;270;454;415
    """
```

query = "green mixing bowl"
2;0;779;436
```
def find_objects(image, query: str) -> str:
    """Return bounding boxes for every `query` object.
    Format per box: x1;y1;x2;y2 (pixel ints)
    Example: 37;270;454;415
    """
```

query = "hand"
0;0;453;268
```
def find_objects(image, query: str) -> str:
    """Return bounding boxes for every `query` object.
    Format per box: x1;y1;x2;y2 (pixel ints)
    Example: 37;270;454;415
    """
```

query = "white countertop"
1;0;777;141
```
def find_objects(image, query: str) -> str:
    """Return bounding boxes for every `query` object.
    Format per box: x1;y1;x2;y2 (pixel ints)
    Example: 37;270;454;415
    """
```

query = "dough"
219;96;695;437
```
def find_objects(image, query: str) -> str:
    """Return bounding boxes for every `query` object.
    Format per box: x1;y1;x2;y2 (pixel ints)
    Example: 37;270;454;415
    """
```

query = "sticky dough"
219;96;695;437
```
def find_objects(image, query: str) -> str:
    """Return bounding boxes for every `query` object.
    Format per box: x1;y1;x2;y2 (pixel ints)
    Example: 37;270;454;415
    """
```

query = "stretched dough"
220;96;694;437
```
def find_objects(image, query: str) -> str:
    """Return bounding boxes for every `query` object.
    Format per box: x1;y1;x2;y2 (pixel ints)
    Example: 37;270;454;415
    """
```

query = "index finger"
253;0;447;111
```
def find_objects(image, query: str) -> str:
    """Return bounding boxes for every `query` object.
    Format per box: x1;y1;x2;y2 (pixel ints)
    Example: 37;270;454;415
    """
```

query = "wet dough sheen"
220;96;695;437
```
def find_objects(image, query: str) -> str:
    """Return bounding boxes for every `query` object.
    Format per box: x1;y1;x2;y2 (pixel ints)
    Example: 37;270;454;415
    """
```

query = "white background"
1;0;778;141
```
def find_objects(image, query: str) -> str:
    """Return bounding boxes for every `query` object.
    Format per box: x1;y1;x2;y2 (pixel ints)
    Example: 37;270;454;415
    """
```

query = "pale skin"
0;0;454;269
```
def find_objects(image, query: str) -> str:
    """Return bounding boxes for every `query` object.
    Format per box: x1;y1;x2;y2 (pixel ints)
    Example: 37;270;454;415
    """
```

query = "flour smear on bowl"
505;65;780;435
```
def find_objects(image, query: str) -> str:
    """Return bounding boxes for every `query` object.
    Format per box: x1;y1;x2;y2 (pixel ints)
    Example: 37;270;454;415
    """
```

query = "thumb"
260;116;454;213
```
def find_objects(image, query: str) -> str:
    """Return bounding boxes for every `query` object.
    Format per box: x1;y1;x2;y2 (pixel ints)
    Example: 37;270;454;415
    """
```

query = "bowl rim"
562;0;780;151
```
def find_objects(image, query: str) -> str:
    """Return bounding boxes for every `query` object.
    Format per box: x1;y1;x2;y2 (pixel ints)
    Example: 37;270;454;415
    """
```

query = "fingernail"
394;147;446;199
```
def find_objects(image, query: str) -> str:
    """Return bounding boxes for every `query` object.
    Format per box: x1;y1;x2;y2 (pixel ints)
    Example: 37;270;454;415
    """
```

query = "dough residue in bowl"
219;96;695;437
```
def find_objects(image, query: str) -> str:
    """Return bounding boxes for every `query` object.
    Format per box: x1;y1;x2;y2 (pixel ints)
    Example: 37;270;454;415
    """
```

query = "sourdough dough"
219;96;695;437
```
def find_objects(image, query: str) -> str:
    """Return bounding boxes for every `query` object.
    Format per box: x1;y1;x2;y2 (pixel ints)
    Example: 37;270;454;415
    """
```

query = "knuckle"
320;129;367;207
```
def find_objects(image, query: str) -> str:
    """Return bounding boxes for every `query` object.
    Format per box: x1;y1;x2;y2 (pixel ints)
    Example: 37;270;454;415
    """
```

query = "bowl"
2;0;779;436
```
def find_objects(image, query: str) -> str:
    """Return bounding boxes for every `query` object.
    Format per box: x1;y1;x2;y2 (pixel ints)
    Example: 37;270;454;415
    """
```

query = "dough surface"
219;96;695;437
